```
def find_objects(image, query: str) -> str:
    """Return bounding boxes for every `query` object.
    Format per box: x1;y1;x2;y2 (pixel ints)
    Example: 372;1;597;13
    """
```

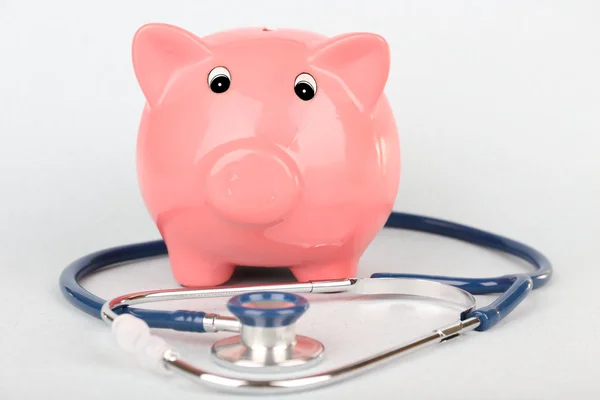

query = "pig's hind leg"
167;245;236;287
290;259;359;282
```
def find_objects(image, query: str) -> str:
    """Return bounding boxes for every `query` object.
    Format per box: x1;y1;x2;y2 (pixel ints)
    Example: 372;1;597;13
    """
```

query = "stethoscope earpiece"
61;211;552;393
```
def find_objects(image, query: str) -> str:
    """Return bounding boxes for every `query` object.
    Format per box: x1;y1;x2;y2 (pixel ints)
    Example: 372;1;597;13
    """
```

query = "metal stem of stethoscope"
100;277;480;394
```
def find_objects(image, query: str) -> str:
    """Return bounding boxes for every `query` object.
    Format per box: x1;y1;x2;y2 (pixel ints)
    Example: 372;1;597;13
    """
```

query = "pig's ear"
308;33;390;111
132;23;213;107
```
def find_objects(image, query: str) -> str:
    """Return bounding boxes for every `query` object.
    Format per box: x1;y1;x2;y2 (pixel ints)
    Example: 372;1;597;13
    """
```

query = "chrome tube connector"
202;314;241;333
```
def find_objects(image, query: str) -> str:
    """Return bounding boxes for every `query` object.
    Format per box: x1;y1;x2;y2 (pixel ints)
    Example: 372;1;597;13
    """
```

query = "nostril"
262;27;272;32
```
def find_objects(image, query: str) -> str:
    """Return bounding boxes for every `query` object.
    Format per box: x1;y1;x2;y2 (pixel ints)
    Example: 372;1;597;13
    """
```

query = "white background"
1;0;599;399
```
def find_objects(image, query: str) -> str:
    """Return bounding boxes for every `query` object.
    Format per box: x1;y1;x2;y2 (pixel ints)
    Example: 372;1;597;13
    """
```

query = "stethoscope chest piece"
211;291;324;373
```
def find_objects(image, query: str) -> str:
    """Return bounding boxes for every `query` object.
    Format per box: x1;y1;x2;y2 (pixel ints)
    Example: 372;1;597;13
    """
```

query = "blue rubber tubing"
59;211;552;333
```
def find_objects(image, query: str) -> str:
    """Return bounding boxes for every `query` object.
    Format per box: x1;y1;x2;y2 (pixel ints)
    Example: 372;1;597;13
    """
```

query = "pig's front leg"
290;259;359;282
167;245;236;287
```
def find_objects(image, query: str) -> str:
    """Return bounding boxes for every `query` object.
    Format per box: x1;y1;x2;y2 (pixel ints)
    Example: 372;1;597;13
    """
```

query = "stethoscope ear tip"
111;313;175;375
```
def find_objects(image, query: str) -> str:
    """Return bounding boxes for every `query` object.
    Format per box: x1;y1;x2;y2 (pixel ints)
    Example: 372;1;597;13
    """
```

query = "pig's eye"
294;73;317;101
208;66;231;93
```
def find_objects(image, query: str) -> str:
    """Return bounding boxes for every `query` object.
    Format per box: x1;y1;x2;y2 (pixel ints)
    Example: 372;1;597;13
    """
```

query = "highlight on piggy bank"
132;23;400;287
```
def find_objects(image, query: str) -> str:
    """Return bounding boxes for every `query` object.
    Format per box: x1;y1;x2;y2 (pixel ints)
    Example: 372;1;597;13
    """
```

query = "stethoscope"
59;211;552;394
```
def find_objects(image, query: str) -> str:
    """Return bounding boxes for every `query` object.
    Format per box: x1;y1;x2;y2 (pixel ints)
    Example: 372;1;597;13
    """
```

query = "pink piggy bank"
132;23;400;287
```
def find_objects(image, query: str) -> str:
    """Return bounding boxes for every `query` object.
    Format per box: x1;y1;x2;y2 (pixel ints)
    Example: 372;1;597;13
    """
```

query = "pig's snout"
206;147;301;225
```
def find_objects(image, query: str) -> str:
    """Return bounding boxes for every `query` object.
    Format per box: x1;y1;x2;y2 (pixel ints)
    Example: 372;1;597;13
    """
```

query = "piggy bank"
132;23;400;287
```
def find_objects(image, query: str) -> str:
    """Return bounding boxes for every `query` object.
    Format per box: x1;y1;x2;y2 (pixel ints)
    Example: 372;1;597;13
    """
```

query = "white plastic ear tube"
111;314;176;375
